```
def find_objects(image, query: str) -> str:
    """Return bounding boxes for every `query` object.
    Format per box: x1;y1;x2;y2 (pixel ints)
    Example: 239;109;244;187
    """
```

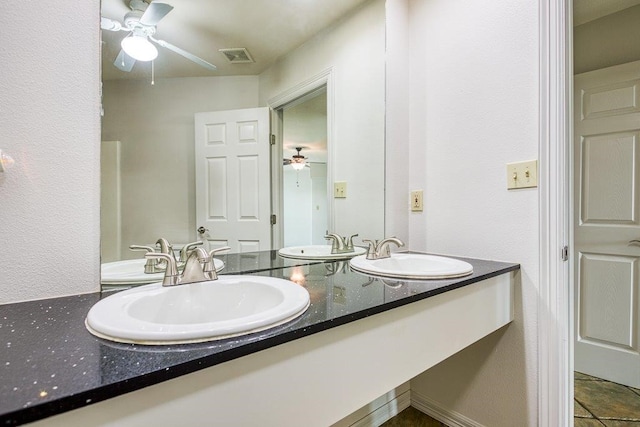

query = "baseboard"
350;389;411;427
411;390;485;427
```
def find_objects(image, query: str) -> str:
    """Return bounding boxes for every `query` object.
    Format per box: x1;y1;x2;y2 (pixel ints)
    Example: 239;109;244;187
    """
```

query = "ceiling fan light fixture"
291;161;306;171
121;35;158;61
290;147;307;170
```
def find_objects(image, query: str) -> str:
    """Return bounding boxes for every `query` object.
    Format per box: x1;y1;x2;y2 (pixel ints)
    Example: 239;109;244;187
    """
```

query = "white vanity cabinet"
34;272;514;427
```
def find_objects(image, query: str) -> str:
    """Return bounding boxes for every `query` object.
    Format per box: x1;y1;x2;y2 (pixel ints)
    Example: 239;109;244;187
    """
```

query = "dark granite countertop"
0;250;519;425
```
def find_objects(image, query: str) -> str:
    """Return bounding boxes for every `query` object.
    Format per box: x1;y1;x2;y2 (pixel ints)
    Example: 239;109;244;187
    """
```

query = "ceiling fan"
283;147;309;170
100;0;217;72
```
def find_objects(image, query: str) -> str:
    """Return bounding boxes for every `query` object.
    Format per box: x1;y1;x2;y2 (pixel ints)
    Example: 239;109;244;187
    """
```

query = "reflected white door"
195;108;271;253
574;61;640;387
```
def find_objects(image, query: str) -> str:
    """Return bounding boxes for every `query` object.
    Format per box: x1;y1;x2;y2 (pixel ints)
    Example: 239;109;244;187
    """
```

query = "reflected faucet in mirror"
145;245;231;287
324;233;359;254
129;244;163;273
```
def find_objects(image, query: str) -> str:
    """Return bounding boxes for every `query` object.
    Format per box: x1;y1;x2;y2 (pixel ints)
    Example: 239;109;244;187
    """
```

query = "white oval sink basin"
278;245;366;260
86;275;310;345
349;253;473;280
101;258;225;285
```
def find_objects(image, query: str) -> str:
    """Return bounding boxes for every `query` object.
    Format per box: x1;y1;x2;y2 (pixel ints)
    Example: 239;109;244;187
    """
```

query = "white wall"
0;2;101;304
101;76;259;259
384;0;410;243
406;1;540;426
259;0;386;244
283;167;313;246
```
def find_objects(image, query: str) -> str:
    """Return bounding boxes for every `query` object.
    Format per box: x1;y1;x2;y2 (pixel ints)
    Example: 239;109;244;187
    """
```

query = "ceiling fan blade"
139;2;174;26
114;49;136;72
151;37;217;71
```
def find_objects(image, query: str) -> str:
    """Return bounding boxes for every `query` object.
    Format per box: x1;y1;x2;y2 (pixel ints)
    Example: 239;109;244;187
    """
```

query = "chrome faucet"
145;247;211;287
363;237;405;260
324;233;359;254
178;241;204;265
129;245;163;273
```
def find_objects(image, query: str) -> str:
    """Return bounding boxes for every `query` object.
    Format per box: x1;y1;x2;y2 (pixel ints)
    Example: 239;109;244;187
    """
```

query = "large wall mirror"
100;0;386;284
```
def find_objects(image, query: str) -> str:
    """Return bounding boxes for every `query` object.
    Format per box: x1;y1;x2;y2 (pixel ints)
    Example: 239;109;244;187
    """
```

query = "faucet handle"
345;234;358;249
208;246;231;256
145;252;179;286
129;245;155;253
204;246;231;280
130;245;159;273
179;241;203;263
362;239;378;260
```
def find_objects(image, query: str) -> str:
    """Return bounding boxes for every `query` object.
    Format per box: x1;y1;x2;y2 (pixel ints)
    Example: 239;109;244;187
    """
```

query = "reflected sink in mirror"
86;275;310;345
349;253;473;280
278;245;366;261
101;258;225;286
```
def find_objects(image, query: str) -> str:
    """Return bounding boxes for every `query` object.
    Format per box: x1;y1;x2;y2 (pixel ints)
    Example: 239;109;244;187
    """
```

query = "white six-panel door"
194;108;271;253
574;61;640;387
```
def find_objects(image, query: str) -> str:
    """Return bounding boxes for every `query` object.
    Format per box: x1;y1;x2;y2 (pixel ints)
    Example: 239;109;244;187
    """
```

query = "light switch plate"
334;181;347;198
507;160;538;189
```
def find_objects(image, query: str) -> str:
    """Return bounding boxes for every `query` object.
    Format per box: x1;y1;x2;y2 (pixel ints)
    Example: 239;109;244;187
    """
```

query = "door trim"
538;0;572;425
267;67;336;246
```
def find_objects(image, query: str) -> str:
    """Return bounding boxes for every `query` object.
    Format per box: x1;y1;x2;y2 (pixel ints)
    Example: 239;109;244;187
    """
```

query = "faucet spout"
179;241;203;264
146;247;212;287
179;247;209;285
364;237;405;260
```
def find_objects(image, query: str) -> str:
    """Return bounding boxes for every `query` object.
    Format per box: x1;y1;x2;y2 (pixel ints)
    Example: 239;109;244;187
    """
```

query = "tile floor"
380;406;445;427
574;372;640;426
380;372;640;426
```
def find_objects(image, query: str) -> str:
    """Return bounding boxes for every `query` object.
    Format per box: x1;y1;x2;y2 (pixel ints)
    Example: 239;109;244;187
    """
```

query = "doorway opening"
279;89;329;247
570;2;640;424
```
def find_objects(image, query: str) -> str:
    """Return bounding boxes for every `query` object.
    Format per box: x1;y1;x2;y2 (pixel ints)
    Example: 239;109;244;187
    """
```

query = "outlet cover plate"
411;190;423;212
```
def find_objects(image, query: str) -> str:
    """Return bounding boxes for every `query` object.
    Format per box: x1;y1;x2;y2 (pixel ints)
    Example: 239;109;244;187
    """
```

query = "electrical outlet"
506;160;538;190
334;181;347;198
411;190;423;212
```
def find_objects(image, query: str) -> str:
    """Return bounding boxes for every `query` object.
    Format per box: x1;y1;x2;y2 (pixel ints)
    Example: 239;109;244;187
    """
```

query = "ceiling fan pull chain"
151;60;155;86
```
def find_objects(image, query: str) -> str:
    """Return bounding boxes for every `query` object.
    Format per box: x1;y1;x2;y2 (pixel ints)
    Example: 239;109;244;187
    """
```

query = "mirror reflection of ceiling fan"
283;147;309;170
100;0;217;72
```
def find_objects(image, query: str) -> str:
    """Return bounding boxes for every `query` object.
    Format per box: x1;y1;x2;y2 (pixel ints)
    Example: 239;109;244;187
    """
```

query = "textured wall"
0;2;101;303
407;0;540;426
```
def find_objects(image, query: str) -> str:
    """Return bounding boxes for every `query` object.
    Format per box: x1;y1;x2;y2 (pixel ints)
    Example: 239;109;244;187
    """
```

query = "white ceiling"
101;0;370;80
574;0;640;26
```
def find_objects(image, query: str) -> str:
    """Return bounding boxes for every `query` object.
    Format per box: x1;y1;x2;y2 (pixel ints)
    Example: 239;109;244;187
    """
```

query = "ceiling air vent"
219;48;254;64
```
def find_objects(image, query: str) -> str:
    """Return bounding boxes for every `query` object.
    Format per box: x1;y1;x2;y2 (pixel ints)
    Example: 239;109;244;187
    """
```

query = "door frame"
539;0;572;425
267;67;335;249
